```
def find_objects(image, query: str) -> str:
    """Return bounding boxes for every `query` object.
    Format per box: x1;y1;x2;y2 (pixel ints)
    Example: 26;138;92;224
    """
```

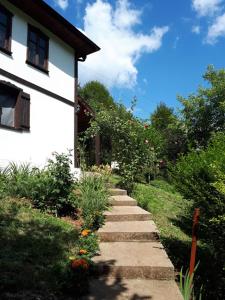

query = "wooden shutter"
18;92;30;130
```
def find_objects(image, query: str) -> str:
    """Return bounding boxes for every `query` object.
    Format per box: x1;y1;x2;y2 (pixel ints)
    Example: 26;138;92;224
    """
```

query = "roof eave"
6;0;100;57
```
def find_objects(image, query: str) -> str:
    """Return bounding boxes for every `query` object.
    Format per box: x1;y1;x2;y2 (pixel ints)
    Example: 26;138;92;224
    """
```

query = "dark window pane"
28;41;36;63
0;90;17;127
0;25;6;48
29;30;37;43
38;47;46;67
39;37;46;49
27;27;48;70
0;11;7;26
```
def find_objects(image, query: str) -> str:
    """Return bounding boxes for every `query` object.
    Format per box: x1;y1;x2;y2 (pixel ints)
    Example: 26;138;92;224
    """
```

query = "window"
0;81;30;130
0;4;12;55
26;25;49;73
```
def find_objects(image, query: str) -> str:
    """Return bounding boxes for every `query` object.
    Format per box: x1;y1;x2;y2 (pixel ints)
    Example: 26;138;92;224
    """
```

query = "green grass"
0;198;95;299
131;179;217;299
132;179;192;245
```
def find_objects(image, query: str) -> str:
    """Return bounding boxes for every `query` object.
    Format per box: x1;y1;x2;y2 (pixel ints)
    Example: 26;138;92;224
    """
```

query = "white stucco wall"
0;0;76;168
0;0;75;100
0;75;74;168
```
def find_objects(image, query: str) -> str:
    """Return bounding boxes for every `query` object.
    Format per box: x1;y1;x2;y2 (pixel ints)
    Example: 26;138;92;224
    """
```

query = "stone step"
98;221;159;242
104;206;151;222
109;188;127;196
110;195;137;206
83;278;183;300
93;242;174;280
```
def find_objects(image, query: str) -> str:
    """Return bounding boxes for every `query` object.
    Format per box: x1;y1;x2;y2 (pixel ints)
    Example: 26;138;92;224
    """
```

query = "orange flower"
71;258;89;270
81;229;91;237
79;249;88;255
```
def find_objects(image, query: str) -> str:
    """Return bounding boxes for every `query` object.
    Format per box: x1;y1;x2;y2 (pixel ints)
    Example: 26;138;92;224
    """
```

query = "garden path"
84;188;183;300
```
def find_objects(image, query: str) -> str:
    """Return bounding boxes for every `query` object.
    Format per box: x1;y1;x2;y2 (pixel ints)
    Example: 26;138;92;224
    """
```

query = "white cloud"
79;0;169;88
192;0;223;16
54;0;69;10
206;12;225;43
192;25;201;34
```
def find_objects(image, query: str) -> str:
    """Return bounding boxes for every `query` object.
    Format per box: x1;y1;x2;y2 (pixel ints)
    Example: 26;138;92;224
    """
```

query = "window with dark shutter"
0;81;30;131
0;4;13;55
26;25;49;73
19;92;30;129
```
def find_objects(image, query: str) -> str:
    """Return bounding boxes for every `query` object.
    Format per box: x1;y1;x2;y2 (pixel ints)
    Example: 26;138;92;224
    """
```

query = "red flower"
144;124;149;129
71;258;89;270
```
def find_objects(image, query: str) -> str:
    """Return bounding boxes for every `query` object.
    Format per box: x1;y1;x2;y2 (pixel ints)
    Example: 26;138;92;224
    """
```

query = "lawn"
0;197;95;299
132;180;193;270
131;179;217;299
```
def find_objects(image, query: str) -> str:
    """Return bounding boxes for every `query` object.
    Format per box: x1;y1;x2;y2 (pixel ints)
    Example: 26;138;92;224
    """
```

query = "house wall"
0;75;74;168
0;0;75;100
0;0;76;168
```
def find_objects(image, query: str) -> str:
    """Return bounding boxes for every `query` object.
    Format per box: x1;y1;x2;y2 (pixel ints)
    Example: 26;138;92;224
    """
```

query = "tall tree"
179;66;225;148
78;81;115;111
151;102;176;132
151;102;187;161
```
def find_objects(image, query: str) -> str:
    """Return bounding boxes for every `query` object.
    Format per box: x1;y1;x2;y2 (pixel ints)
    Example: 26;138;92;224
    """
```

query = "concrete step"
98;221;159;242
83;278;183;300
93;242;174;280
110;195;137;206
104;206;151;222
109;188;127;196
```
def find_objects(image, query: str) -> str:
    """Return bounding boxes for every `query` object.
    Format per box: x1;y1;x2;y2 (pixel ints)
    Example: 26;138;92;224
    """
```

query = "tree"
151;102;176;132
78;81;115;112
179;66;225;148
151;102;187;161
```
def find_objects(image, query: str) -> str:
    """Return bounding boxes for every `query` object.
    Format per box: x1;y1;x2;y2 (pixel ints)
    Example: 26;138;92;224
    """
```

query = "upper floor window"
26;25;49;73
0;4;12;55
0;81;30;131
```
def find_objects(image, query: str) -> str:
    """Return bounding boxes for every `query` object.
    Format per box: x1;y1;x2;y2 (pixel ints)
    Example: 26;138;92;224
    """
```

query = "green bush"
77;175;109;230
1;153;77;216
170;132;225;298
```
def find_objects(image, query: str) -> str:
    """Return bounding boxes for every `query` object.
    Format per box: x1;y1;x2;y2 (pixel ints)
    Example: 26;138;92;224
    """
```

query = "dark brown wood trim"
0;46;12;56
74;56;78;167
26;60;49;75
26;24;49;73
0;68;74;107
0;124;23;132
0;2;13;54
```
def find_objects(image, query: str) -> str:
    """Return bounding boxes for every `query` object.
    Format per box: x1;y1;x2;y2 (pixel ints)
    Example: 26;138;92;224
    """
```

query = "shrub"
170;132;225;298
1;152;77;216
77;175;109;230
83;102;163;192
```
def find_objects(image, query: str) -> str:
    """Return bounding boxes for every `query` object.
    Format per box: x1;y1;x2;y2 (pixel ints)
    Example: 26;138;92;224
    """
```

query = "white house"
0;0;100;169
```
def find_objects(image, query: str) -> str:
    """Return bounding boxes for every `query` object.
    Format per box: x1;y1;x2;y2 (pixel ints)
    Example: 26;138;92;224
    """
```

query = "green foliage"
171;132;225;298
77;175;109;229
151;102;187;161
78;80;115;112
170;132;225;220
1;153;77;216
179;265;202;300
0;197;100;299
151;102;176;132
83;99;162;192
179;65;225;148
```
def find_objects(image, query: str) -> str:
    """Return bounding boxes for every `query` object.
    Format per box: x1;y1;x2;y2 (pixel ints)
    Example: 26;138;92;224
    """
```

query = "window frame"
0;3;13;56
0;81;30;131
26;24;49;74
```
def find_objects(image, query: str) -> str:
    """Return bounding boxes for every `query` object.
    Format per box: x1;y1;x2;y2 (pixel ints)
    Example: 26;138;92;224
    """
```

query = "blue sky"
45;0;225;119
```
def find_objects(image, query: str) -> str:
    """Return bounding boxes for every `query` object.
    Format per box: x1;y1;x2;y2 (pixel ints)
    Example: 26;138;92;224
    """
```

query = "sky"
45;0;225;119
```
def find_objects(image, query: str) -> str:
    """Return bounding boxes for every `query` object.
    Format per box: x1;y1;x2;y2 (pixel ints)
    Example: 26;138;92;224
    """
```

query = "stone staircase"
84;188;183;300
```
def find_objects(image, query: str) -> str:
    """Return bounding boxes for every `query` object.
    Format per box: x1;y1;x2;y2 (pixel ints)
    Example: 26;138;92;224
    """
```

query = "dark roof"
6;0;100;58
